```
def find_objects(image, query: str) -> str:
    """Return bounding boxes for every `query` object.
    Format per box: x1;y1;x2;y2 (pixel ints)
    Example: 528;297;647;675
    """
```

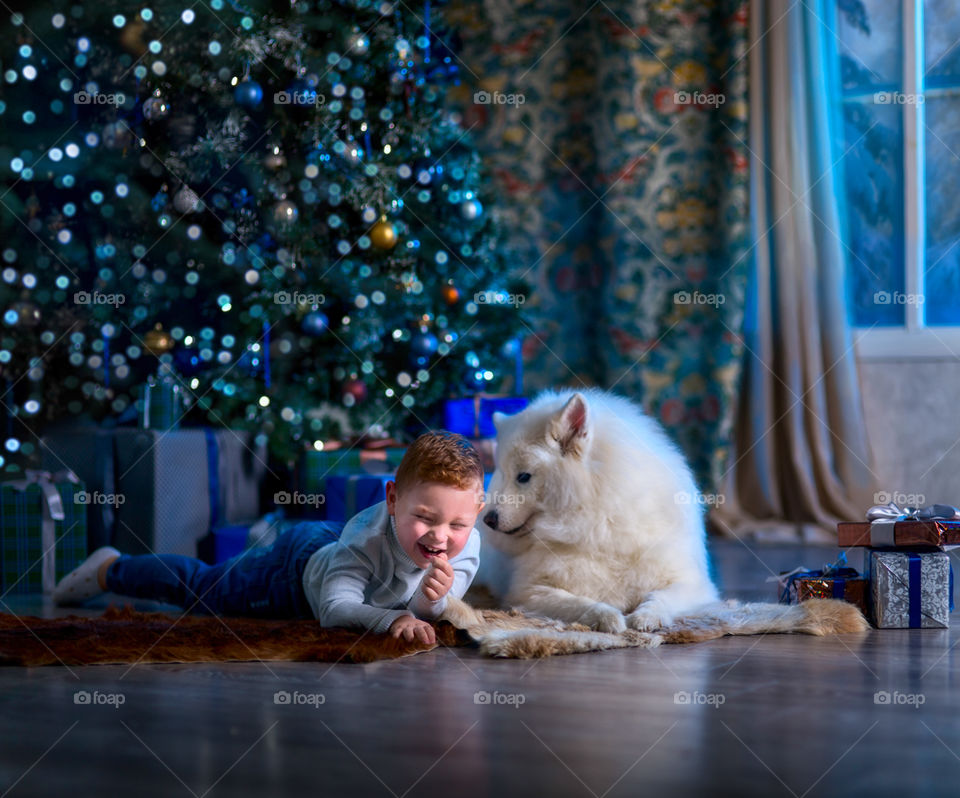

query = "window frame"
851;0;960;360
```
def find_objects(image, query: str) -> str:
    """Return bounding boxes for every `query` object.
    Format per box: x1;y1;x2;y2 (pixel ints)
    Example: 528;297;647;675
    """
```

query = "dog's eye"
516;472;531;484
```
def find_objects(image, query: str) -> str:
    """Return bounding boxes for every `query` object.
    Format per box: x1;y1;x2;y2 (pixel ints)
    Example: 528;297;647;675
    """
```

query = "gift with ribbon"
776;553;870;618
868;549;953;628
297;444;407;513
443;395;528;439
0;470;87;595
837;502;960;548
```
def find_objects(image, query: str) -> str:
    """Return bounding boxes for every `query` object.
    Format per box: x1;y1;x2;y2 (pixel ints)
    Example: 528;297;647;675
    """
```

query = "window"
833;0;960;358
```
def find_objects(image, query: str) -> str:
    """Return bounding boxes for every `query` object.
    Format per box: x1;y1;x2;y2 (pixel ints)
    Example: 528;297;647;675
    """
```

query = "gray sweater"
301;500;481;634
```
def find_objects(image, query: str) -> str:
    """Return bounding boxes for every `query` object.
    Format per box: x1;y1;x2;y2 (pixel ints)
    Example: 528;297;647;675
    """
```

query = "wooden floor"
1;543;958;797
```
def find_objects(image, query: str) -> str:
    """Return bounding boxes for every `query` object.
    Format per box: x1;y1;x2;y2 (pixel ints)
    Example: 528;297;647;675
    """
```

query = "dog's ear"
492;411;507;430
548;393;589;457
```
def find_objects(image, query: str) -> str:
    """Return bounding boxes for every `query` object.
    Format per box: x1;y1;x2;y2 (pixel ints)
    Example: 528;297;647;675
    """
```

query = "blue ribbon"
204;429;221;532
908;552;922;628
831;578;846;599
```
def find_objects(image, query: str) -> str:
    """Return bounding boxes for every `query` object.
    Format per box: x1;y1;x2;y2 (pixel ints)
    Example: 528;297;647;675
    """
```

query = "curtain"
711;0;878;541
446;0;752;494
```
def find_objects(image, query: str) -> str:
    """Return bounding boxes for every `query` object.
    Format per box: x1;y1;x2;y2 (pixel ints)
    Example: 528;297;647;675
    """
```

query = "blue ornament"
234;80;263;108
460;199;483;220
151;191;168;212
411;331;438;357
301;311;329;336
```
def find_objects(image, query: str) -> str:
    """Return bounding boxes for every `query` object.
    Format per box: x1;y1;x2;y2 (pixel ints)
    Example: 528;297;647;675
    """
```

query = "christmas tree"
0;0;527;471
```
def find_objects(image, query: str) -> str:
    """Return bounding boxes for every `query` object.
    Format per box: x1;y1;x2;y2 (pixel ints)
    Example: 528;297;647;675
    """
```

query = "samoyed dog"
480;388;720;633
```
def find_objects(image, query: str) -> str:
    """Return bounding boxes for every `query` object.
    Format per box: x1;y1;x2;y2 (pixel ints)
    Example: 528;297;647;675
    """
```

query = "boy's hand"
421;555;454;602
389;615;436;645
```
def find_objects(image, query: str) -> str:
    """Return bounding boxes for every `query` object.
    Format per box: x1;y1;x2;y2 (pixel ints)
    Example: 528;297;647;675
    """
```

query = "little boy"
53;431;485;645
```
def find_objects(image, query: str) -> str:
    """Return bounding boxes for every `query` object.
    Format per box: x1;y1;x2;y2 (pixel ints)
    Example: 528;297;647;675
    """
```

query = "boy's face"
385;479;484;568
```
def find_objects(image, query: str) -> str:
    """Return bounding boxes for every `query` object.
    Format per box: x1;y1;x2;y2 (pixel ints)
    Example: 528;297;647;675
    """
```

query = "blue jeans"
105;521;345;619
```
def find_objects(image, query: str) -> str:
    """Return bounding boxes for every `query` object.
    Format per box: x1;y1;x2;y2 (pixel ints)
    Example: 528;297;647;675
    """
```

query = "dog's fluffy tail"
661;598;869;643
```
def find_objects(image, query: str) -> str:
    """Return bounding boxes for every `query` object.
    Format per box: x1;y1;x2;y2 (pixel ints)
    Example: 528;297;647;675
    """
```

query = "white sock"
52;546;121;606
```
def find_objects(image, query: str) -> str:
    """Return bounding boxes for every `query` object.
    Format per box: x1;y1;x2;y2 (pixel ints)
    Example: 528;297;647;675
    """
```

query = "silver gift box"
869;550;952;628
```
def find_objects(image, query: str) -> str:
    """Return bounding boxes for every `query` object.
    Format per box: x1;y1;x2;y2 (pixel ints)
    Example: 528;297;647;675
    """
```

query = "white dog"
480;388;720;633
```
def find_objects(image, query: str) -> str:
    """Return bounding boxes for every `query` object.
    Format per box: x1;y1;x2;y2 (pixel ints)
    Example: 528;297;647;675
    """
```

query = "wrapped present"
868;549;954;628
137;376;183;431
838;502;960;547
443;395;528;438
777;555;870;619
298;446;407;499
42;425;118;553
197;524;251;566
112;428;266;556
0;470;87;595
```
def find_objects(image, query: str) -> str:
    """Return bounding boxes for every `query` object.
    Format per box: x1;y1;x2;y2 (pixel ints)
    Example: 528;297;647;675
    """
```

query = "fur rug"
439;596;870;658
0;605;471;666
0;597;868;666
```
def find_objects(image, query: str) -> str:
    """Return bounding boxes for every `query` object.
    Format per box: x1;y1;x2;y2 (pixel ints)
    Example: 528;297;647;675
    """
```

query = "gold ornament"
370;217;398;250
442;284;460;305
119;18;148;56
143;324;174;355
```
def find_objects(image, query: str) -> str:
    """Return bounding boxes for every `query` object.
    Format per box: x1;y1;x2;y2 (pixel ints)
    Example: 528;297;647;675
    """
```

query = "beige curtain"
710;0;879;542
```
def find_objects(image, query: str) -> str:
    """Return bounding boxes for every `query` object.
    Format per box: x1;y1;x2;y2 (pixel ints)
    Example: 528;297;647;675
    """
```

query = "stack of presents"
779;502;957;628
0;392;524;598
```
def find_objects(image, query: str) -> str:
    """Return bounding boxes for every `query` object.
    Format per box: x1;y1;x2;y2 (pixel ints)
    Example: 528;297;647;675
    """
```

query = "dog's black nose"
483;510;499;530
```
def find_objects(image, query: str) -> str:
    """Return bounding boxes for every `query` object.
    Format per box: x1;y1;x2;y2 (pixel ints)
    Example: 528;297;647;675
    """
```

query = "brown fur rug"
438;596;870;658
0;605;472;666
0;596;868;666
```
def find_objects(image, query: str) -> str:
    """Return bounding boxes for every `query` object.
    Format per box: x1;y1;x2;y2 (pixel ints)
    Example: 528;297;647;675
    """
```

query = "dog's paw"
577;604;627;634
626;601;674;632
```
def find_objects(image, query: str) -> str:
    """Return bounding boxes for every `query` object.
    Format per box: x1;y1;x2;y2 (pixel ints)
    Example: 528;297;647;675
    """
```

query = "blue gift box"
443;396;528;438
197;524;250;565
